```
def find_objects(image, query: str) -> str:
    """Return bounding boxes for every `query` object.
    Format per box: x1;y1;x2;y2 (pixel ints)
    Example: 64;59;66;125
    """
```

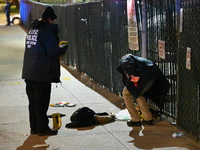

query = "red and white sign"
158;40;165;59
186;47;191;70
127;0;139;50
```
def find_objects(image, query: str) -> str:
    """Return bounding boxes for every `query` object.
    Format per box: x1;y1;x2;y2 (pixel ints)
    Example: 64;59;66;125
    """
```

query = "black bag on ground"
65;107;96;128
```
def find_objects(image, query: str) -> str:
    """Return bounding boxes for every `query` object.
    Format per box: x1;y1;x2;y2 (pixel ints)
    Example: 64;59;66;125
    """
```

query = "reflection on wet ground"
128;121;200;150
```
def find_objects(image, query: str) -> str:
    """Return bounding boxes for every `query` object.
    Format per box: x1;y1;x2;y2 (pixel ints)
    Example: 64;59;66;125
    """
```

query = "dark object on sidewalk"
65;107;96;128
127;120;142;127
65;107;116;128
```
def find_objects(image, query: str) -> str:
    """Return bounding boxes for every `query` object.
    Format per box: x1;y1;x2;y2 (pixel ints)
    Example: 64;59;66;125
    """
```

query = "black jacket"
22;20;63;83
117;54;170;109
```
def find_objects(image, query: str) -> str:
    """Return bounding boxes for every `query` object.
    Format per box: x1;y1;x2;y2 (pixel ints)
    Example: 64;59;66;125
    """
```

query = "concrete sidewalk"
0;12;200;150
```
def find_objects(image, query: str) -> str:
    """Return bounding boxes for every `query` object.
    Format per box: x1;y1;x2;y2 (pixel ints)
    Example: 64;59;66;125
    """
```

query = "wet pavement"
0;4;200;150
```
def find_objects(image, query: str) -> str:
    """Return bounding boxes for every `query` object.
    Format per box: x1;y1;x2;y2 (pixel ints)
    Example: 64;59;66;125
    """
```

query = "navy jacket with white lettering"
22;20;61;83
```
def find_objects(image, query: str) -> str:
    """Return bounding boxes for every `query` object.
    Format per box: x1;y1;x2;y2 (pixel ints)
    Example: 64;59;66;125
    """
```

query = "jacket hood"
117;54;136;76
117;54;154;76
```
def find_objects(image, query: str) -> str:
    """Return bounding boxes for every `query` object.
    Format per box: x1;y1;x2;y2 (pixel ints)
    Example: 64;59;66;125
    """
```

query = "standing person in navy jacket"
4;0;11;26
117;54;169;126
22;6;67;136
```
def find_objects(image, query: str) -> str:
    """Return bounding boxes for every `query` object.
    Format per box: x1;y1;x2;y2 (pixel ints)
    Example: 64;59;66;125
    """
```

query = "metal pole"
141;0;147;58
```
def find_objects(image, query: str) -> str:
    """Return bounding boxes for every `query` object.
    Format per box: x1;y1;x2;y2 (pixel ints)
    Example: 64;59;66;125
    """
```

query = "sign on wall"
186;47;191;70
158;40;165;59
127;0;139;50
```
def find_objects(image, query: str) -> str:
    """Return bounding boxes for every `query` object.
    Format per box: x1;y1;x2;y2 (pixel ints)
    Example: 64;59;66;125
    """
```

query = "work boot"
38;129;58;136
127;120;142;127
30;129;37;135
142;120;154;125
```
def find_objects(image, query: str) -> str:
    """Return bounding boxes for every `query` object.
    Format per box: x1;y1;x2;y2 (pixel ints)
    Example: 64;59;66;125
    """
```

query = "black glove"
59;41;68;56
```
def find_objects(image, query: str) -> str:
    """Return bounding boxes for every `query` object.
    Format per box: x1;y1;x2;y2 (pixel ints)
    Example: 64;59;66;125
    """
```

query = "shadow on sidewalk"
16;135;50;150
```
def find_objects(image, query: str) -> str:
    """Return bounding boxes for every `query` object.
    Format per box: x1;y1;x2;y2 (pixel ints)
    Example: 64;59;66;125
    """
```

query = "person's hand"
125;73;135;80
59;41;68;56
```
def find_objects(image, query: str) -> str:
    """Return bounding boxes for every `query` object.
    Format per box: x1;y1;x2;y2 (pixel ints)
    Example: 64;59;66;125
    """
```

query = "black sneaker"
142;120;154;125
38;129;58;136
30;129;37;135
127;120;142;127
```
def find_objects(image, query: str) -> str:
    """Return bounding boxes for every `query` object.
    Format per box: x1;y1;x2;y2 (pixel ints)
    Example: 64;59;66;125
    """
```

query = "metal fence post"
141;0;147;58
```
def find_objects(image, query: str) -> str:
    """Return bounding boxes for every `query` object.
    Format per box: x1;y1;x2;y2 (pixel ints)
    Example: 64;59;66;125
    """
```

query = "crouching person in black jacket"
117;54;169;126
22;6;68;136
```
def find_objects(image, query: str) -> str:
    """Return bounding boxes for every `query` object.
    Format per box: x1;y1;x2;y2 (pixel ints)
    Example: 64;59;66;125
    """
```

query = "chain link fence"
135;0;177;117
177;0;200;142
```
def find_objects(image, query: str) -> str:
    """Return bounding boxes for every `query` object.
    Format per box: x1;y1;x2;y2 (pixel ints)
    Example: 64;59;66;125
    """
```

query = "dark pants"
6;12;10;25
25;80;51;132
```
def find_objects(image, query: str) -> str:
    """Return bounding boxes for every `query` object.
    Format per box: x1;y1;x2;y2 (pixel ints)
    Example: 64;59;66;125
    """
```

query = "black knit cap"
42;6;57;20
